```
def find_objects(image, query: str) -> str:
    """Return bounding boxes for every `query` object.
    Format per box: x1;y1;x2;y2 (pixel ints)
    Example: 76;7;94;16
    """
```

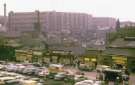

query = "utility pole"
35;10;41;34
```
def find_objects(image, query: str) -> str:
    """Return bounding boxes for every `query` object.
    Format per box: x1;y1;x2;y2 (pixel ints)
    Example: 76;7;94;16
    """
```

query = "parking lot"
0;62;103;85
0;62;135;85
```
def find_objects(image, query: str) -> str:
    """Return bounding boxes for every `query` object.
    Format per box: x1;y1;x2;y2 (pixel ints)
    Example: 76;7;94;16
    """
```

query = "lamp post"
97;48;103;65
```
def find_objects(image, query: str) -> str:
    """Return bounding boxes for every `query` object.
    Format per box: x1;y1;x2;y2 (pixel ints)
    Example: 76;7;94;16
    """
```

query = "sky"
0;0;135;21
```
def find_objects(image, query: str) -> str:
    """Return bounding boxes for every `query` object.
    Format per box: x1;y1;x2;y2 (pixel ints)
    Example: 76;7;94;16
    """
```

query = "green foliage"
0;46;15;61
117;27;135;37
116;19;120;30
107;32;118;43
107;27;135;43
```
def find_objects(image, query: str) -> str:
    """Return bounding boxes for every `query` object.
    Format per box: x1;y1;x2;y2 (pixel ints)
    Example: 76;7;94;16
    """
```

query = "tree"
0;45;15;61
116;19;120;31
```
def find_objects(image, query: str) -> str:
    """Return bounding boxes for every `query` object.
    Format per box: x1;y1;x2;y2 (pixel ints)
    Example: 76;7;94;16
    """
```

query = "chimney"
2;3;7;31
4;3;6;17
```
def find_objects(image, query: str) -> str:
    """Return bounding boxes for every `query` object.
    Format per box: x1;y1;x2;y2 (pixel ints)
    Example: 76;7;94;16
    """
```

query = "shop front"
43;50;74;65
15;50;33;62
112;55;127;69
79;55;97;71
32;51;43;63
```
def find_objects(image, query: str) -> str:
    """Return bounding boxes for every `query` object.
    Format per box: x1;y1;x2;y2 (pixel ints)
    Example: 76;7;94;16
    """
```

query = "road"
129;74;135;85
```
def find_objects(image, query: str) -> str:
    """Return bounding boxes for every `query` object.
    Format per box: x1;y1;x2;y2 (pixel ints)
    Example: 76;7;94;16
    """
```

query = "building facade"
93;17;116;29
8;11;93;34
8;11;116;34
120;21;135;28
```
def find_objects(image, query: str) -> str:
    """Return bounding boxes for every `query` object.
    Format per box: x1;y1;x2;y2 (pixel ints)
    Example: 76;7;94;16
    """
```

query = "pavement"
129;74;135;85
84;71;97;80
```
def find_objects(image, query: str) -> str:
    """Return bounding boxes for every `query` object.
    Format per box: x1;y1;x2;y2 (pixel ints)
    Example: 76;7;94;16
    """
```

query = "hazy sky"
0;0;135;21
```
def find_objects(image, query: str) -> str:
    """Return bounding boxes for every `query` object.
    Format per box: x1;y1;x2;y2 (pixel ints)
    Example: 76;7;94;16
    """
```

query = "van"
48;64;64;73
96;65;110;72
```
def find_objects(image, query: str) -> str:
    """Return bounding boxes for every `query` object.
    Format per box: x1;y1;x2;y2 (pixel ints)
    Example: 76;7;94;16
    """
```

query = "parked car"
75;80;94;85
74;75;88;82
0;64;4;70
79;64;93;71
96;65;110;72
15;64;26;73
48;64;64;73
54;72;67;80
75;80;102;85
38;69;49;77
5;79;21;85
46;73;57;79
25;68;37;75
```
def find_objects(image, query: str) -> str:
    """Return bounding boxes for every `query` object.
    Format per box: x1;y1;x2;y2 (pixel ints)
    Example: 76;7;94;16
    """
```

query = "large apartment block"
8;11;94;34
93;17;116;29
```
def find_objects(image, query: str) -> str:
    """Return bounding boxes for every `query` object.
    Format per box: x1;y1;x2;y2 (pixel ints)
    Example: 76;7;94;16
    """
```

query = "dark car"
103;68;122;82
5;80;21;85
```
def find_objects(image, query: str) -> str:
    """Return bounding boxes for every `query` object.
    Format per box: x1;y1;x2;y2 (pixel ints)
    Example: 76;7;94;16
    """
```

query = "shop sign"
84;58;89;61
113;60;126;64
91;58;96;62
52;51;70;55
33;51;42;56
112;56;127;61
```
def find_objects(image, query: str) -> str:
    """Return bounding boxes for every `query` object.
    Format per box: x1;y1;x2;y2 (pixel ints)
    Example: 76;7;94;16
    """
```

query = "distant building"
93;17;116;29
7;11;117;49
120;21;135;28
8;11;92;34
8;11;117;34
0;16;5;25
0;15;8;32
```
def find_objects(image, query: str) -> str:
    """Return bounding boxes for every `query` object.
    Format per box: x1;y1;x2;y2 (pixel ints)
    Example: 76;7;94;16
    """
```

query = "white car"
96;65;110;72
75;80;94;85
0;64;4;70
75;80;102;85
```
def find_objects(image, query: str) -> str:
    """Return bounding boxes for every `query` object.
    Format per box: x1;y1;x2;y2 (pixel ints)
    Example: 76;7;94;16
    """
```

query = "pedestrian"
104;78;109;85
125;69;130;76
77;60;80;68
99;71;104;81
123;80;129;85
122;74;129;85
114;76;120;85
37;82;44;85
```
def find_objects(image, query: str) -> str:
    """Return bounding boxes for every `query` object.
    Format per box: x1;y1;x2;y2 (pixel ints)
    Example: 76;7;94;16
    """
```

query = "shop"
15;50;33;62
43;50;74;65
32;51;43;63
79;49;101;69
103;48;135;72
79;55;97;71
112;55;127;68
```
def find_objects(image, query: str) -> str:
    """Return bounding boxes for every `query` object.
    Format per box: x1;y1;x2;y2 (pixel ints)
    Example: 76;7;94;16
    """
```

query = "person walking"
114;76;120;85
